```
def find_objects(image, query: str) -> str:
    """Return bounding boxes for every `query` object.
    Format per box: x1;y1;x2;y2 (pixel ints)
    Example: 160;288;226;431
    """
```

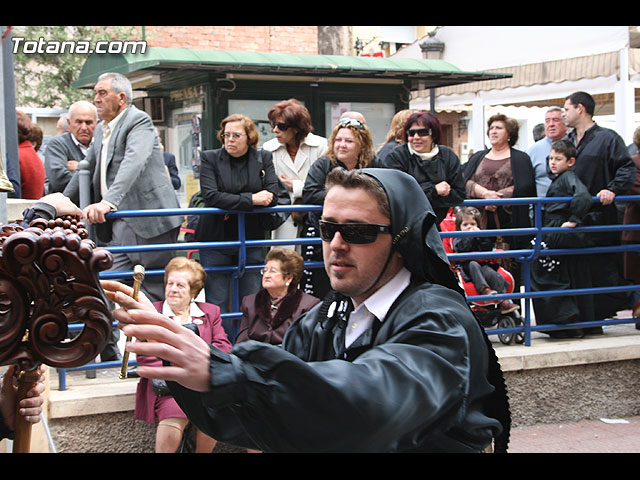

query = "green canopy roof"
73;46;511;89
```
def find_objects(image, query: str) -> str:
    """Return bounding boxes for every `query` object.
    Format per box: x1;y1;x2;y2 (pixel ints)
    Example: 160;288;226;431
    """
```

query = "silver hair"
98;72;132;105
69;100;98;119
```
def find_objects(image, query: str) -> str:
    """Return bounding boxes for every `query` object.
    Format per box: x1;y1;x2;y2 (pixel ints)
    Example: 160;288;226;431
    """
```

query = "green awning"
73;47;511;89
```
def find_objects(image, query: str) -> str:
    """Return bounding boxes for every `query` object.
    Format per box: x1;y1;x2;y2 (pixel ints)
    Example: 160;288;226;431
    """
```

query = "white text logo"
12;37;147;55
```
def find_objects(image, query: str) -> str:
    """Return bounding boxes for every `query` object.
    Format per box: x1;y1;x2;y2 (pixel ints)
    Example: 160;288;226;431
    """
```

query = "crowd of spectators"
3;82;639;451
9;86;640;334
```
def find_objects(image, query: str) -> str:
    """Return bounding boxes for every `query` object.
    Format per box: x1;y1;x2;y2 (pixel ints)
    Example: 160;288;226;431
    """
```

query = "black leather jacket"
168;168;510;452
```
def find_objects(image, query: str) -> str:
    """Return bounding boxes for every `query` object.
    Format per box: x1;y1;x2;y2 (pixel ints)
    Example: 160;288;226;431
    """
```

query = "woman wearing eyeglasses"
381;111;465;225
196;114;281;332
262;100;328;251
134;257;232;453
237;248;320;346
235;247;319;453
301;117;379;298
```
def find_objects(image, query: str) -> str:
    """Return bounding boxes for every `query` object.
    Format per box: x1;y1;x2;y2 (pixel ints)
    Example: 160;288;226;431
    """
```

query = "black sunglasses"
407;127;432;137
319;220;392;244
271;122;290;131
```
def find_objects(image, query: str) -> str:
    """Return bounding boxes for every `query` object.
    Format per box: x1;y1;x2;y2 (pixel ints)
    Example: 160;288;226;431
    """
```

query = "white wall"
402;26;638;148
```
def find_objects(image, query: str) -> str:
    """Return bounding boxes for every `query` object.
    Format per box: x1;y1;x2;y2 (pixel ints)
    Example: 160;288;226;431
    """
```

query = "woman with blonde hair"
376;109;413;162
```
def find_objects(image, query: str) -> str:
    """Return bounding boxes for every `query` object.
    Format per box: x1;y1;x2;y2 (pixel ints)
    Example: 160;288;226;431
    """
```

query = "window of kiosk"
168;107;203;206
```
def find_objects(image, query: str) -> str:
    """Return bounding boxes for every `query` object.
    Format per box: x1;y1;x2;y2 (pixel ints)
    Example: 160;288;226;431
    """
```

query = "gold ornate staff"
119;265;145;379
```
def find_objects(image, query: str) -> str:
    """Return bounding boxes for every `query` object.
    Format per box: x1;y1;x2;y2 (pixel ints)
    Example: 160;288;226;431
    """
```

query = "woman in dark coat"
197;114;280;327
382;110;465;225
236;247;320;453
237;248;320;346
463;114;536;297
463;113;536;249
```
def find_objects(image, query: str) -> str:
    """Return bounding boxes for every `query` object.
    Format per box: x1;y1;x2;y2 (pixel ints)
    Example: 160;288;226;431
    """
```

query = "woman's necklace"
269;293;286;312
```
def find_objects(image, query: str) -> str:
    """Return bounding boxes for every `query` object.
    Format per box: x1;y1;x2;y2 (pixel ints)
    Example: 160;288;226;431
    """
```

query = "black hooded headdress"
360;168;512;453
359;168;463;294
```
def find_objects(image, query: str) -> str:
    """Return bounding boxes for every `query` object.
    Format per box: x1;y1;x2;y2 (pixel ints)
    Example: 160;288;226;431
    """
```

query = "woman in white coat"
262;99;328;252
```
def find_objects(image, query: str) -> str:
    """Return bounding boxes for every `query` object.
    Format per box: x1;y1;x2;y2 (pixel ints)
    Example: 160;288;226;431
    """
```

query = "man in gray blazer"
45;100;97;193
64;72;183;360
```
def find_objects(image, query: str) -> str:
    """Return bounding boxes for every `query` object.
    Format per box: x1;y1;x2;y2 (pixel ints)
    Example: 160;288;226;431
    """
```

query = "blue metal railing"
56;194;640;390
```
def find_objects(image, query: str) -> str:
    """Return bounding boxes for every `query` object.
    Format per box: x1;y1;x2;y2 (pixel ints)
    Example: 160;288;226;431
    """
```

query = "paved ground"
508;416;640;453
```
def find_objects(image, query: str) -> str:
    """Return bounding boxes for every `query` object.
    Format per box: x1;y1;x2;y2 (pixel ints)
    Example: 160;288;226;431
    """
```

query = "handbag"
150;378;171;396
290;197;306;226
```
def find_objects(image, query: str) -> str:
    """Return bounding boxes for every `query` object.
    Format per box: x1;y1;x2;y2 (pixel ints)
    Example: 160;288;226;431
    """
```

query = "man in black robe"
563;91;637;322
108;168;510;453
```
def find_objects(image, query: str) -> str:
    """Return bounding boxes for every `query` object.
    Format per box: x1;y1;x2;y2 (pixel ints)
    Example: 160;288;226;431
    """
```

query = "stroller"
441;209;524;345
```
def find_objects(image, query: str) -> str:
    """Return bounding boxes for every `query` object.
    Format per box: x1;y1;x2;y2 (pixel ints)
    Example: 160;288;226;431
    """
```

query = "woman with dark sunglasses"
262;99;328;253
300;117;380;298
381;110;465;225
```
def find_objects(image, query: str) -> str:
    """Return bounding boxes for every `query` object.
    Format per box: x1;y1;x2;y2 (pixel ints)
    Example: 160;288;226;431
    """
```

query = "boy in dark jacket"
531;140;593;337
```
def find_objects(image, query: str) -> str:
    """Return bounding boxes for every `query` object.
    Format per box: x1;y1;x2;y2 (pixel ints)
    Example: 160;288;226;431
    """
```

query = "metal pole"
0;26;16;224
78;159;91;209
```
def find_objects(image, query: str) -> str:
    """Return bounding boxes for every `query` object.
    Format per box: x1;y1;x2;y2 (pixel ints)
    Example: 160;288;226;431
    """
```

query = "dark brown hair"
16;110;32;143
267;99;313;147
403;110;442;144
265;247;305;291
487;114;520;147
455;206;483;230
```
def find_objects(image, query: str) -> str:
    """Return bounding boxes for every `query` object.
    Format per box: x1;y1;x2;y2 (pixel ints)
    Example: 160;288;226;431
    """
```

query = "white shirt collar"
161;300;206;325
103;106;127;135
70;133;93;155
345;267;411;348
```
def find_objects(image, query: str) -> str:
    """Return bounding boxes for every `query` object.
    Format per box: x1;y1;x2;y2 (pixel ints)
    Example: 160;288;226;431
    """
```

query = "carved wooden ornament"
0;216;114;371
